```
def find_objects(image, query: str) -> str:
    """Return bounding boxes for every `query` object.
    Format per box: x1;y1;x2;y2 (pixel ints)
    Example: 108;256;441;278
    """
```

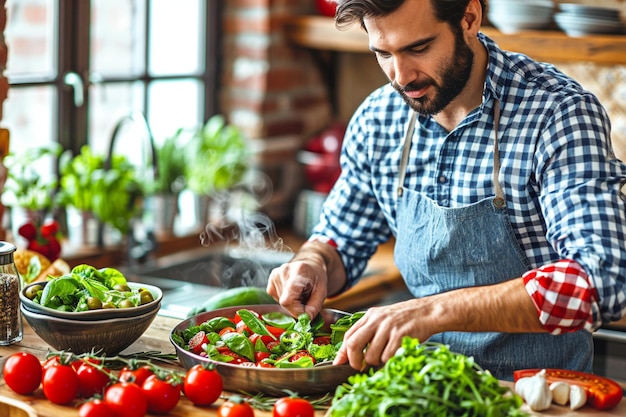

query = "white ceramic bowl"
20;281;162;321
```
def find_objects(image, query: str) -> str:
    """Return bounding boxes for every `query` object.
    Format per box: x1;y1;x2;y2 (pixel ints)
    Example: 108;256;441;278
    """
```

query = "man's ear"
461;0;483;36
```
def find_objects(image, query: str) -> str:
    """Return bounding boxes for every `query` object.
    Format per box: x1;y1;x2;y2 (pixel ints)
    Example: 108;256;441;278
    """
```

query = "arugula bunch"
328;337;528;417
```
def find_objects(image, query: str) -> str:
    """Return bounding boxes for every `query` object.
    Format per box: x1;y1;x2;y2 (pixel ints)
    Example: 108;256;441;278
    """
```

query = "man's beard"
392;29;474;115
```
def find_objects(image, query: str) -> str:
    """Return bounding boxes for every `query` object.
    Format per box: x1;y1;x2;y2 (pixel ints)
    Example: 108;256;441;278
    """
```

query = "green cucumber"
187;286;277;317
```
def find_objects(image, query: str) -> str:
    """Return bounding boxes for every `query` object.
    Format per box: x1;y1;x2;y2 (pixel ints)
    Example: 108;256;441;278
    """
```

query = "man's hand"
333;278;545;369
266;239;347;319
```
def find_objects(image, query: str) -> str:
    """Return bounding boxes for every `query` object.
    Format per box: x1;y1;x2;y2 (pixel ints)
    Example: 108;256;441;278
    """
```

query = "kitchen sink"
123;247;294;319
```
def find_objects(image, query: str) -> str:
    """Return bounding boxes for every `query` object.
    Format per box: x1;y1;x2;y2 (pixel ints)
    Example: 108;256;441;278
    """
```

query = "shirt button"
438;176;447;183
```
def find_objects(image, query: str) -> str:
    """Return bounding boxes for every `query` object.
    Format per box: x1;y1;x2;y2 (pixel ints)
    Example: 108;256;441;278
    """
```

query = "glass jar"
0;241;23;345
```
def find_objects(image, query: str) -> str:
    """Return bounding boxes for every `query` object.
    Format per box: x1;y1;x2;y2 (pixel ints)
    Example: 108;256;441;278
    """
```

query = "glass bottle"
0;241;23;345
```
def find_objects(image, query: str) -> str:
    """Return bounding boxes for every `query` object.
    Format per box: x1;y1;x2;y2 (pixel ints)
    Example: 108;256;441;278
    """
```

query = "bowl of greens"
20;264;162;321
170;304;363;396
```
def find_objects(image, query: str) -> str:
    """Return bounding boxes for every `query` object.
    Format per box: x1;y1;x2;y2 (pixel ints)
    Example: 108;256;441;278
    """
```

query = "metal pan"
169;304;359;396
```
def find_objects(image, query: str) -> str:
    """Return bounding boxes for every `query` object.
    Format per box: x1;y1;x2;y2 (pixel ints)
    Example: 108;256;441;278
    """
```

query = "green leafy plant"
144;128;188;195
58;146;143;234
185;114;250;195
2;144;62;211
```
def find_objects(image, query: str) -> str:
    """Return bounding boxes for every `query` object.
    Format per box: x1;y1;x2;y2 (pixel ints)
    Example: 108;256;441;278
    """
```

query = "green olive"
86;297;103;310
113;284;131;292
139;290;154;305
102;301;117;309
118;299;135;309
25;284;44;300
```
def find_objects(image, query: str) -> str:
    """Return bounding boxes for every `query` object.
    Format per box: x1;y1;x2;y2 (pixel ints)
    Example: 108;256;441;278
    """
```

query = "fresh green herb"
34;264;152;312
328;337;528;417
238;309;276;339
330;311;365;345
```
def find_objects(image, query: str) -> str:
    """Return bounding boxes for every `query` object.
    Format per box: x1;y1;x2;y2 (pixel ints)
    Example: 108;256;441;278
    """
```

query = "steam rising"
195;172;294;288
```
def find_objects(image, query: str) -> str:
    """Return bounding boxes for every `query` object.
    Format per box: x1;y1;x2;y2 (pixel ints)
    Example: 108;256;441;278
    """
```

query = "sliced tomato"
188;330;209;354
265;325;286;338
219;326;237;337
254;351;271;363
249;333;274;346
513;369;623;410
313;336;331;345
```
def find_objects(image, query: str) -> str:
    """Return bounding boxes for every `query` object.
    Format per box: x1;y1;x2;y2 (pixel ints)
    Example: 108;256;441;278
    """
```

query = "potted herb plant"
58;146;143;245
142;128;188;235
1;144;63;240
185;114;251;225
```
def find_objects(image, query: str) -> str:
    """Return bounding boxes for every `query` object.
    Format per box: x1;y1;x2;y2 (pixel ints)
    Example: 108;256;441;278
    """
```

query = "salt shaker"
0;241;23;345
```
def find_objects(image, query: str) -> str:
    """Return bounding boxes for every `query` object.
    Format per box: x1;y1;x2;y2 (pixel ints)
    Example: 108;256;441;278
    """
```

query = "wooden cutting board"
1;316;623;417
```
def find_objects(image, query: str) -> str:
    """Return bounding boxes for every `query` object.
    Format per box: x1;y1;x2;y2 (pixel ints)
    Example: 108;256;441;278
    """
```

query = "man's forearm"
432;277;546;334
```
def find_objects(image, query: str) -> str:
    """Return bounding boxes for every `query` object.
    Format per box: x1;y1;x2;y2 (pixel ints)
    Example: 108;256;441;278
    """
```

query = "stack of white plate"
488;0;555;34
555;3;624;37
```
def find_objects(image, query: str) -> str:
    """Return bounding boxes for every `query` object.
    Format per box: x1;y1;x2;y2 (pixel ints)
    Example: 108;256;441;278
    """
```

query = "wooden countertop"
1;316;625;417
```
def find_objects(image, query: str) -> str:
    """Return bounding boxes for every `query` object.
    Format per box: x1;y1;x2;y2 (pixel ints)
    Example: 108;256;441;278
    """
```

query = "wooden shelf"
285;16;626;65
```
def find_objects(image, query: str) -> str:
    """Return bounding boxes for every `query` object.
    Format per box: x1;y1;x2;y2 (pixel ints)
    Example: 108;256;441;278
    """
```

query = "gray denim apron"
393;101;593;380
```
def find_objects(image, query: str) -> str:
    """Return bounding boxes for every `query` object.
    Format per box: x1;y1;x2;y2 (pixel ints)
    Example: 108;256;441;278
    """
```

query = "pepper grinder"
0;241;23;345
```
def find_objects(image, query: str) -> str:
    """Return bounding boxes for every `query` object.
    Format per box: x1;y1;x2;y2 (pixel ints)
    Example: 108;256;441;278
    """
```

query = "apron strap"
397;100;504;203
398;111;417;197
492;100;505;207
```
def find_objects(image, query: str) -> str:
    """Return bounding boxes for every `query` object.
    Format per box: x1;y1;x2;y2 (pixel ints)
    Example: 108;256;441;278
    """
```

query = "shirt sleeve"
523;259;600;335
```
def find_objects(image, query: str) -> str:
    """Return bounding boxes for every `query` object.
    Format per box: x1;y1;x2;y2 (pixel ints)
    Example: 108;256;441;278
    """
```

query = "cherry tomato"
313;336;331;345
17;222;37;240
76;362;111;398
249;333;274;346
141;374;181;414
236;320;251;335
265;325;286;338
254;351;271;363
3;352;42;395
79;399;115;417
42;363;79;405
291;351;316;365
188;330;209;354
40;220;59;237
104;382;148;417
118;365;154;386
513;368;623;410
273;397;315;417
217;398;255;417
183;364;223;406
219;326;237;336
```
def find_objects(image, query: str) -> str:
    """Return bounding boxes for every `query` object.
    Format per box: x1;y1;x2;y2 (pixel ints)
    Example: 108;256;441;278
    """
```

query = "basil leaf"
222;332;255;362
330;311;365;345
40;276;80;307
275;355;314;368
261;311;296;329
238;309;276;339
202;317;236;333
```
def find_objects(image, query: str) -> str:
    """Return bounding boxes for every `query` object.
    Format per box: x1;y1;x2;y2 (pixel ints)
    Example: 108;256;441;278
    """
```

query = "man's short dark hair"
336;0;487;31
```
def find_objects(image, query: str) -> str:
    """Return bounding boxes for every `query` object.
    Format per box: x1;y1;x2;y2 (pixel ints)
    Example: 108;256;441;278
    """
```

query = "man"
267;0;626;380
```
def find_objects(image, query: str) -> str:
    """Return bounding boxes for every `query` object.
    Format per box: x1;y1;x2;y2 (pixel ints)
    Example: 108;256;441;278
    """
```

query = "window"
4;0;220;164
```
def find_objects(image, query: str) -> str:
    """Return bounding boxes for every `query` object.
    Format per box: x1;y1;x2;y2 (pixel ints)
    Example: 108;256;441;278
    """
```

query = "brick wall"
221;0;333;221
0;0;7;120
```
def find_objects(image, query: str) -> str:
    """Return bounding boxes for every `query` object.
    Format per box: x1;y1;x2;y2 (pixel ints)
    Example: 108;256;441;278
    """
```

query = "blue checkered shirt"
311;33;626;328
